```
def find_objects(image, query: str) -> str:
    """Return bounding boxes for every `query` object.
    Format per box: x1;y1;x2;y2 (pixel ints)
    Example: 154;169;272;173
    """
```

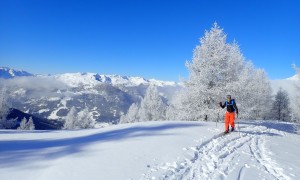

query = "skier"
220;95;238;133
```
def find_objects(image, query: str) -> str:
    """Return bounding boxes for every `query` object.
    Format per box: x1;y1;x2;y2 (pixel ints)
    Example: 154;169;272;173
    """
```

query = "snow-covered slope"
0;120;299;180
1;67;179;123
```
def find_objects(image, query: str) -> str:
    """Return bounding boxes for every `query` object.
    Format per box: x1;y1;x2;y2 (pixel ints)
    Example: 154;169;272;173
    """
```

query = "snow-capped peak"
0;67;33;79
1;67;178;87
51;72;178;87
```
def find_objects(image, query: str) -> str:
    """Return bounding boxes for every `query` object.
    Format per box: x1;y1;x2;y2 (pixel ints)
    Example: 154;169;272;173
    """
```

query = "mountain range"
1;67;299;129
0;67;180;126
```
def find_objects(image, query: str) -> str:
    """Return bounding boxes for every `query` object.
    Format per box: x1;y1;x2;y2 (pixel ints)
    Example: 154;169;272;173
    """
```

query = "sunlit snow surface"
0;120;299;180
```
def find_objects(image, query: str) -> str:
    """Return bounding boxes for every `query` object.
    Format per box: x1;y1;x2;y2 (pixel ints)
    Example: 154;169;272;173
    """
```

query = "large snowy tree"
170;23;272;121
291;64;300;122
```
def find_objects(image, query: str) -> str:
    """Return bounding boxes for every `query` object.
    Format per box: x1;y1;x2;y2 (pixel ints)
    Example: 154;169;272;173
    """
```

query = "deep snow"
0;120;299;180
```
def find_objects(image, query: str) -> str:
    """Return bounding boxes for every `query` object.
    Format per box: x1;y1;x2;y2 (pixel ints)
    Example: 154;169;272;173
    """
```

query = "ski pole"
237;114;240;136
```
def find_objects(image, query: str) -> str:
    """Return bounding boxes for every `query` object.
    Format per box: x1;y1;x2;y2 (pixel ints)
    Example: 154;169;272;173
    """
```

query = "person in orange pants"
220;95;239;133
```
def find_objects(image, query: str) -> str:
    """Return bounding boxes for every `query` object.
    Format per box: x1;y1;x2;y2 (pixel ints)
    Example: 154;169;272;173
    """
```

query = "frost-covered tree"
64;106;95;129
27;117;35;130
291;64;300;122
180;23;242;120
170;22;272;121
18;117;35;130
64;106;78;129
0;87;9;122
139;85;167;121
120;85;167;123
0;86;16;129
77;107;95;129
238;67;272;119
120;103;140;123
270;88;291;121
18;117;28;130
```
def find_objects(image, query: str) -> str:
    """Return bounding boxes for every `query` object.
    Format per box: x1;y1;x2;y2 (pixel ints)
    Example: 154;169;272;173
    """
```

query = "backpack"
225;99;235;106
225;99;236;111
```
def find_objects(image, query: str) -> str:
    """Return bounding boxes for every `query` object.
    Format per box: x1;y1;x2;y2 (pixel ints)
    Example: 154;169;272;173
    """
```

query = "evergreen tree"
139;85;167;121
120;103;140;123
77;107;95;129
64;106;95;129
238;67;272;119
18;117;28;130
271;88;291;121
18;117;35;130
120;85;167;123
291;64;300;123
0;87;9;125
64;106;78;129
28;117;35;130
0;86;16;129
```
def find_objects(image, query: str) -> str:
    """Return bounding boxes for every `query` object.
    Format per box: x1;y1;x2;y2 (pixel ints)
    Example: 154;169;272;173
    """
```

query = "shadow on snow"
0;122;202;168
238;120;298;134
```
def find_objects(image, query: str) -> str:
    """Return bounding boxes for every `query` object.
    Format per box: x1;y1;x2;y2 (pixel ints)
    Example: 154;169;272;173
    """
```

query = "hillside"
0;67;180;124
0;120;299;180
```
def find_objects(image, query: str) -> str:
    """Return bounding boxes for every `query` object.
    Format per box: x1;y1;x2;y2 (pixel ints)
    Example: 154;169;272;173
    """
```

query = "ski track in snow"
142;124;291;180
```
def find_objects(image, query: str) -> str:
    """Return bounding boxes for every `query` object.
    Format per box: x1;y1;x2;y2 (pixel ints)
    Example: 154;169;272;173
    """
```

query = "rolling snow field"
0;120;299;180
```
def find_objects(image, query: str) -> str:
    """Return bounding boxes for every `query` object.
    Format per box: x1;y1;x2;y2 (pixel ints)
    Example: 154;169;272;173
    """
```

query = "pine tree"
271;88;291;121
77;107;95;129
28;117;35;130
64;106;78;129
0;87;9;124
18;117;28;130
292;64;300;123
64;106;95;129
120;85;167;123
18;117;35;130
0;86;16;129
139;85;167;121
238;67;272;119
120;103;140;123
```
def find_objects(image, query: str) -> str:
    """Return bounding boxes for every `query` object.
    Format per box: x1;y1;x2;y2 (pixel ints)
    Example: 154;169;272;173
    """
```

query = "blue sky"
0;0;299;81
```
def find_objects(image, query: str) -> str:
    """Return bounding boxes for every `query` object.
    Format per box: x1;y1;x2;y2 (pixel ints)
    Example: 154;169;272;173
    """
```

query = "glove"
219;102;222;106
236;110;239;115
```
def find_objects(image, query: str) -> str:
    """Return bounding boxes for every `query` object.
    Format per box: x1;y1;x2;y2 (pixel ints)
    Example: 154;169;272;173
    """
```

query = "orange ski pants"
225;112;235;131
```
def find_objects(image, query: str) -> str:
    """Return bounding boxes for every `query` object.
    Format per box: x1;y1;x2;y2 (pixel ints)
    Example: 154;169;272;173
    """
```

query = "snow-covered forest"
120;23;299;125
